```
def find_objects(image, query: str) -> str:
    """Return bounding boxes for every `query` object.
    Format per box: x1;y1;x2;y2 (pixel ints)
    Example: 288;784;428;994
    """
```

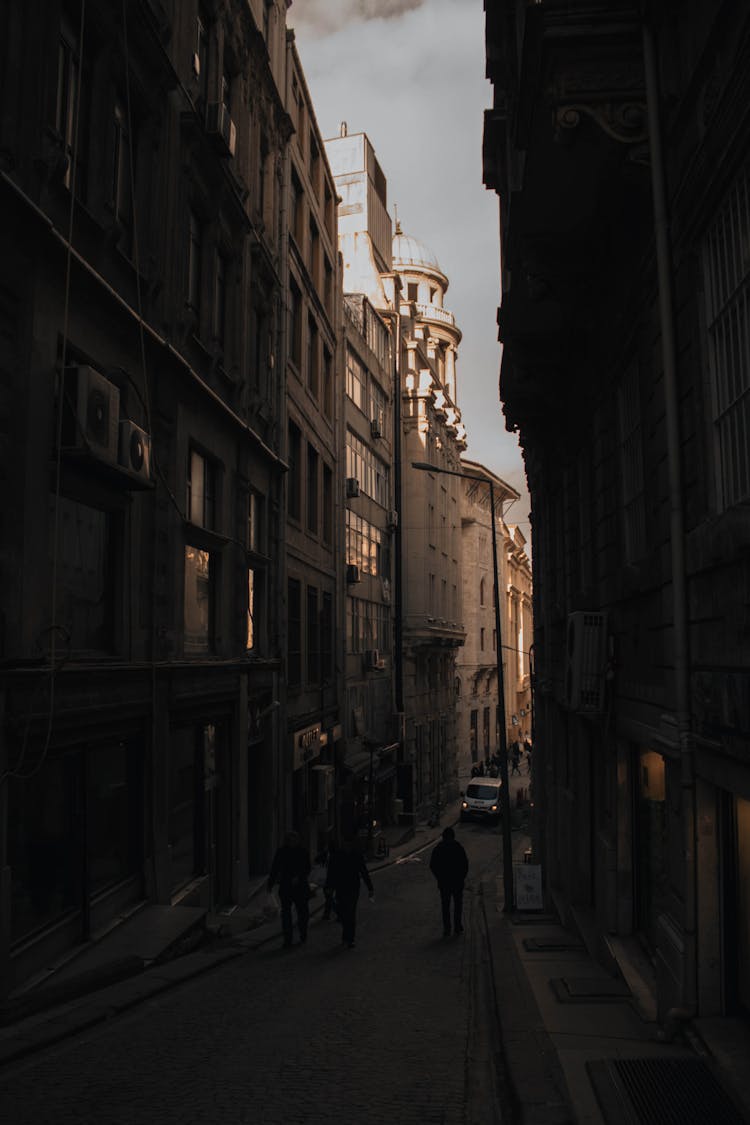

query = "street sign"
513;863;543;910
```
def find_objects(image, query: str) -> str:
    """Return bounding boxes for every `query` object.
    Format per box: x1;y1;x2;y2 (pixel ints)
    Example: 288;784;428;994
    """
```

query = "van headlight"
461;801;468;809
491;805;497;812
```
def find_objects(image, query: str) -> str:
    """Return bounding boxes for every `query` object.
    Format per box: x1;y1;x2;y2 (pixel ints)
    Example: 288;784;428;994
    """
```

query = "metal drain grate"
587;1057;749;1125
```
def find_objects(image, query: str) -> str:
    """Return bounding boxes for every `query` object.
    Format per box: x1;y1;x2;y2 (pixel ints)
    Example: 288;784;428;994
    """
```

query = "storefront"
7;736;144;986
291;720;329;855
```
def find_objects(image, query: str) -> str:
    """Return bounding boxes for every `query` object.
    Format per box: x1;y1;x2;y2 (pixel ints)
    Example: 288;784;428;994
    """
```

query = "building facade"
455;462;532;783
484;0;750;1025
0;0;291;996
283;35;342;860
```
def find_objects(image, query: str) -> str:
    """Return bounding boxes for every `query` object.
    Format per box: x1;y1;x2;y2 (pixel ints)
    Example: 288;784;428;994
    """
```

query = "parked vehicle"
460;778;503;824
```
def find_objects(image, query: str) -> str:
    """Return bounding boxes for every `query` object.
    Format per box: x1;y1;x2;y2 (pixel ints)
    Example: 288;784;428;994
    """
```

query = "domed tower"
394;222;467;817
392;224;465;442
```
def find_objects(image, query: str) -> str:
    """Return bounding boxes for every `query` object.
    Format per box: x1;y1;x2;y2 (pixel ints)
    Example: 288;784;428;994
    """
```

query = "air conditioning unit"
565;611;608;713
61;364;120;466
364;649;385;671
346;477;360;499
118;419;152;486
206;102;237;158
386;509;398;531
370;412;384;439
346;564;361;584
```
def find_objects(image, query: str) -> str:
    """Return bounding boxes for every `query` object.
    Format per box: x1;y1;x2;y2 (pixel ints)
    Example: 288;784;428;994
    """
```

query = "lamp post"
412;461;515;911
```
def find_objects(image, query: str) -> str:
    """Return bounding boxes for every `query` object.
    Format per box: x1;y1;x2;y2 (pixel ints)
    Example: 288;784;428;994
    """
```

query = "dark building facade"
0;0;291;995
485;1;750;1024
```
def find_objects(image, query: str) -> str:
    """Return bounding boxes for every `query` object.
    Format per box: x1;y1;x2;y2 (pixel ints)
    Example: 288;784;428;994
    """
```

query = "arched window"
479;577;486;606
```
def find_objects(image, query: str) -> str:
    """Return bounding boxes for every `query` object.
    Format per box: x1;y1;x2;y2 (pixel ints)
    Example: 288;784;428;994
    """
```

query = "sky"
288;0;532;537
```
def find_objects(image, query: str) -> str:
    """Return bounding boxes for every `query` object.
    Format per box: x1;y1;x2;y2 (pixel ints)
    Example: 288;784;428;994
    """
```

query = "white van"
460;778;503;824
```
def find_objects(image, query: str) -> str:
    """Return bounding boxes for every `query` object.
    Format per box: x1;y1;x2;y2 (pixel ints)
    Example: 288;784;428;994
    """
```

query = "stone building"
455;461;532;783
0;0;291;996
392;228;467;816
282;36;342;859
325;130;399;841
484;0;750;1029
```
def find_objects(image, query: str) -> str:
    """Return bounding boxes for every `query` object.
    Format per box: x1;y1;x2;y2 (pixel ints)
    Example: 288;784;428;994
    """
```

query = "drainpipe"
642;16;697;1017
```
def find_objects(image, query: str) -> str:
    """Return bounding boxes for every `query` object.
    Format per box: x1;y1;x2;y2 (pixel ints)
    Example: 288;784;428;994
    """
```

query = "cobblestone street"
0;828;507;1125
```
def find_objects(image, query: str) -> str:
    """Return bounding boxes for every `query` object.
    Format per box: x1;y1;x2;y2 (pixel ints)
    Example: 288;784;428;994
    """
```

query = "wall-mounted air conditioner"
206;102;237;157
346;564;361;584
61;364;120;466
370;412;384;439
565;611;608;713
346;477;360;499
386;509;398;531
118;419;152;486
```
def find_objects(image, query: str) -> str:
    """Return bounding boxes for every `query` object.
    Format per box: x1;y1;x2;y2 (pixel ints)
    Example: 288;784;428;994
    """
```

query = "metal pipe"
642;17;697;1014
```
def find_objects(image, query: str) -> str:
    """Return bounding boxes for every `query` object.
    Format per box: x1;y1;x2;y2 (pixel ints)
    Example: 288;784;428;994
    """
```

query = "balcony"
415;302;455;328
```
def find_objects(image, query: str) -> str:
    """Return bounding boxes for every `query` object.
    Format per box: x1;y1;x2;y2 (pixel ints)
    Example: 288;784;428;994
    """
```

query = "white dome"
392;229;443;275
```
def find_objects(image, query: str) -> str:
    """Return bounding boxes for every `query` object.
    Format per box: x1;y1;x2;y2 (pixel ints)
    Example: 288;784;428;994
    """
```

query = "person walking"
510;740;522;776
429;826;469;937
267;831;311;948
326;837;373;949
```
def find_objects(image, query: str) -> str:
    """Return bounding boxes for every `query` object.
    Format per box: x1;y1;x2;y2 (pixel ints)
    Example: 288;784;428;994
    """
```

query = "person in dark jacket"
267;831;311;948
326;837;373;948
429;826;469;936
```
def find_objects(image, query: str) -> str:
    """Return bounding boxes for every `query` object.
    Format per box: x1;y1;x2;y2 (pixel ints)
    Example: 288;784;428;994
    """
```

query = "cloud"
290;0;425;38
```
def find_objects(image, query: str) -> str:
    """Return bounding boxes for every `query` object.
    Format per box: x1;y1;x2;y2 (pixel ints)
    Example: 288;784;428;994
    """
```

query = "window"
483;708;490;753
196;10;209;103
258;132;269;221
322;464;333;544
470;711;478;762
289;279;302;368
288;578;302;686
251;305;266;392
324;257;333;315
346;347;367;412
57;9;90;201
310;135;320;192
214;251;227;351
369;378;387;433
321;592;333;681
290;173;303;246
407;282;418;302
246;568;256;650
307;314;319;397
322;346;333;418
187;449;216;529
480;577;486;606
324;181;334;240
617;362;646;562
480;627;485;651
306;585;319;684
309;219;319;285
287;421;301;521
703;165;750;507
184;545;212;653
248;491;264;553
188;209;203;314
111;98;133;244
345;430;390;504
307;443;319;533
53;494;115;654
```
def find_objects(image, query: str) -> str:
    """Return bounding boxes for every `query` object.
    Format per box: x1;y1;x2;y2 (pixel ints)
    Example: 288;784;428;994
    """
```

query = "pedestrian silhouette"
429;826;469;936
267;831;311;948
510;741;521;775
326;837;373;948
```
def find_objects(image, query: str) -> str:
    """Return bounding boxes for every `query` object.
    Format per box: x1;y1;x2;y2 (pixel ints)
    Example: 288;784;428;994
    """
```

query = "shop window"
52;493;116;655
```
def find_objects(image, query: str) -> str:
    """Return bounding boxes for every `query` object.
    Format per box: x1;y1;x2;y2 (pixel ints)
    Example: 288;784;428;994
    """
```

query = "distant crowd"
471;735;532;778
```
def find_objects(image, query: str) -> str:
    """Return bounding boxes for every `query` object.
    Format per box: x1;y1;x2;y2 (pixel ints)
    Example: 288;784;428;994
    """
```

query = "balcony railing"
415;302;455;327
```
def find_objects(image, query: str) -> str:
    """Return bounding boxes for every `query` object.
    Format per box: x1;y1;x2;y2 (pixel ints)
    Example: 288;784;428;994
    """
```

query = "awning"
342;747;372;777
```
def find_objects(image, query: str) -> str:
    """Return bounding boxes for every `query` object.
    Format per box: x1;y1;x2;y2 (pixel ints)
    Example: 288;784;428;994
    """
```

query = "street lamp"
412;460;515;911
